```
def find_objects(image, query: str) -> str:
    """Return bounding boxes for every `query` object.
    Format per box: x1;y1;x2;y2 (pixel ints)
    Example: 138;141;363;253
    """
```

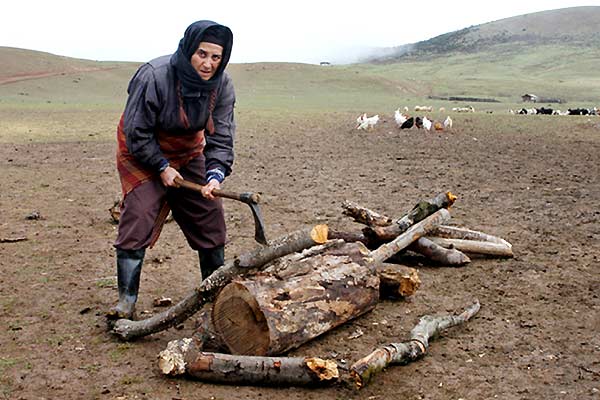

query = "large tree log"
424;237;514;257
111;225;328;341
212;250;380;356
350;301;481;389
158;337;339;386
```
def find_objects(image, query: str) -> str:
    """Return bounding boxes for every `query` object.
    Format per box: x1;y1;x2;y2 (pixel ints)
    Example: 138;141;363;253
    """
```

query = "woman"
108;20;235;320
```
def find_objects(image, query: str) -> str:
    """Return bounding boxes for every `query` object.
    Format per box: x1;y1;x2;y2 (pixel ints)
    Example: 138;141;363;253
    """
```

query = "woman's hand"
160;166;183;187
201;179;221;200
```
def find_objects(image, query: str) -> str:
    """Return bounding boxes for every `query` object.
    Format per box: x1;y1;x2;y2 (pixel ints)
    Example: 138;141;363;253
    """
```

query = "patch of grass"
96;277;116;289
119;375;144;385
109;343;133;362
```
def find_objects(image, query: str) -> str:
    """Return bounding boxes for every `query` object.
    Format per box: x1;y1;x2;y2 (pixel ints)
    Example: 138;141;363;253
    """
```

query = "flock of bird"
355;109;453;132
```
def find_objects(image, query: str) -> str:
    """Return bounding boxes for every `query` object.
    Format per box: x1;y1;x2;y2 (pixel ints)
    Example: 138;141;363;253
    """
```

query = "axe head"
239;192;268;245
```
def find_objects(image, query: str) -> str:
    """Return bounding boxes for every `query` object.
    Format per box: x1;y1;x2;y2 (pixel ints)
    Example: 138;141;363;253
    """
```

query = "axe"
174;177;268;245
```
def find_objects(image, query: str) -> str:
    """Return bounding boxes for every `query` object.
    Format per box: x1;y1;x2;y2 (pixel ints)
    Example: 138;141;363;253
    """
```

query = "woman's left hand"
201;179;221;200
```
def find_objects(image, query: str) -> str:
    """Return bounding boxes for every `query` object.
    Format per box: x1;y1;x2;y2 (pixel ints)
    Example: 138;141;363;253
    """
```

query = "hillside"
370;6;600;61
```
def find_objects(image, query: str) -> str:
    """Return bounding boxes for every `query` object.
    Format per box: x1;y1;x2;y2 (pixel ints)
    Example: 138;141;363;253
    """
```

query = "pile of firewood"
111;191;512;388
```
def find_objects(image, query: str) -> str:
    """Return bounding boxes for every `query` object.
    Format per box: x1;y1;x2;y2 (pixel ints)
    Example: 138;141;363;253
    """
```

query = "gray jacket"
122;55;236;178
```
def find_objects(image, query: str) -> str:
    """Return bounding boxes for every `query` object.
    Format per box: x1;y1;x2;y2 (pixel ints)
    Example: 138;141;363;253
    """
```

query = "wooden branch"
410;237;471;266
430;225;512;246
0;236;28;243
111;225;329;341
367;192;456;241
342;200;392;227
158;338;339;386
368;209;451;264
350;301;481;389
236;224;328;268
424;237;514;257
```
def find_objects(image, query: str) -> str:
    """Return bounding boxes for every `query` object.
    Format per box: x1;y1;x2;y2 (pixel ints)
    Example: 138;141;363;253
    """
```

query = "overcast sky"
1;0;597;64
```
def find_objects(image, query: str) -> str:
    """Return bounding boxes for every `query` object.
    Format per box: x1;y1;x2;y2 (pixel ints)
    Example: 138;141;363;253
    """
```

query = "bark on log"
350;301;481;389
368;209;451;264
366;191;456;241
342;200;392;227
212;251;380;356
111;225;329;341
410;237;471;266
424;237;514;257
158;337;339;386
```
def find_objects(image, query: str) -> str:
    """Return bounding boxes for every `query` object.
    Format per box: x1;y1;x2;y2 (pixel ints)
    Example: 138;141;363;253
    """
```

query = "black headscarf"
170;20;233;97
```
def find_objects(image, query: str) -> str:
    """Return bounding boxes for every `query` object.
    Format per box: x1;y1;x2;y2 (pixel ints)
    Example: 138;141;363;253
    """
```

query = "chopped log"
410;237;471;266
350;301;481;389
212;251;380;356
367;191;456;241
430;225;512;246
342;200;392;227
377;263;421;298
425;237;514;257
111;225;329;341
158;337;339;386
369;209;451;264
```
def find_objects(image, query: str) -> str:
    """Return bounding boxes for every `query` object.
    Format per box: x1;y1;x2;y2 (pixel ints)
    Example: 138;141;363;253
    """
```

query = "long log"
350;301;481;389
368;209;451;264
111;225;329;341
424;237;514;257
212;250;380;356
430;225;513;246
410;237;471;266
367;191;456;241
158;338;339;386
342;200;392;227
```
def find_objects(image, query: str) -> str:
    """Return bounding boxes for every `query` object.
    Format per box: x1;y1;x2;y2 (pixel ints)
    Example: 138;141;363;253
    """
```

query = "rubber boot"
198;245;224;281
106;248;145;320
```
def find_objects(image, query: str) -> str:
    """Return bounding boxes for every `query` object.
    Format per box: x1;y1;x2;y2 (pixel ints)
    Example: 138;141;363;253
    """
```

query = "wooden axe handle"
174;177;261;204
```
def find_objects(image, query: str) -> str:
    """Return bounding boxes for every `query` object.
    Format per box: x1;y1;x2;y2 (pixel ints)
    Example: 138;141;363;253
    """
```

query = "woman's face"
191;42;223;81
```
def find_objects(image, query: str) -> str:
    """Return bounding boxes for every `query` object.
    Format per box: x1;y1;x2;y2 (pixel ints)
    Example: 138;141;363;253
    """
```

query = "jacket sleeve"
122;64;168;172
204;72;236;180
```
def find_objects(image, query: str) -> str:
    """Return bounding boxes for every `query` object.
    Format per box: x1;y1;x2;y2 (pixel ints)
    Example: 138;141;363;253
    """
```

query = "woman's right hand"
160;166;183;187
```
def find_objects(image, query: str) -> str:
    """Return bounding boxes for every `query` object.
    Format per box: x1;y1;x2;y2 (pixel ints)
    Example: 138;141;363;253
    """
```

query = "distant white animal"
452;106;475;113
439;107;446;112
403;106;409;113
394;109;408;127
356;113;379;130
414;105;433;112
422;116;432;130
443;116;453;129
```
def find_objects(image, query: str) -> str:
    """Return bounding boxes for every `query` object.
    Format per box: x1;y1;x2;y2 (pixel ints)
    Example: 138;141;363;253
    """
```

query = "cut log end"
158;338;192;376
212;282;270;355
311;224;329;244
305;357;339;381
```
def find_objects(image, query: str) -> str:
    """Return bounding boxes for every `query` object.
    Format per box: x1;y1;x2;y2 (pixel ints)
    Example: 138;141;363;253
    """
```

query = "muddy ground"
1;112;599;399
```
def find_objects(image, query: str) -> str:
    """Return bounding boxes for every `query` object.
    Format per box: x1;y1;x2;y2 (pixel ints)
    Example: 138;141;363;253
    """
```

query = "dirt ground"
1;112;599;399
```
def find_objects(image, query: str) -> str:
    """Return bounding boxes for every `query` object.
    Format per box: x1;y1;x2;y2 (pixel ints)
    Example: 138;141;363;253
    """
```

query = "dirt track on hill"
1;112;599;399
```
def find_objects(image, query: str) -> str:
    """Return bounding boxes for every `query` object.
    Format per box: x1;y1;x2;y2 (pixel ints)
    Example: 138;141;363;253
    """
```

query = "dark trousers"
115;157;226;251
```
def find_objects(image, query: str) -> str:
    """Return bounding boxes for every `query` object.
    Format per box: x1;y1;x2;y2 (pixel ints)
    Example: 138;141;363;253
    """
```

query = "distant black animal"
536;107;553;115
400;117;414;129
415;116;423;129
518;108;528;114
568;108;589;115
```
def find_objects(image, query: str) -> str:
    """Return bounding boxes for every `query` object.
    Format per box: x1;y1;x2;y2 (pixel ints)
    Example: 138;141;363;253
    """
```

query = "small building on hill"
521;94;538;103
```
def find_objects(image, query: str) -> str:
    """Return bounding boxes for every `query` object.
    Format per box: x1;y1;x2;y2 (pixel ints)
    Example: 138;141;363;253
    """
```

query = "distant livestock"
394;109;408;127
452;106;475;113
443;116;453;129
422;116;432;131
356;113;379;130
400;117;414;129
414;105;432;112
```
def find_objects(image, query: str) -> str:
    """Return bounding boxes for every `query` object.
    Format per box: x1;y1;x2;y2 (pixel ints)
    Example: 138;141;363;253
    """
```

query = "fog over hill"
363;6;600;63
